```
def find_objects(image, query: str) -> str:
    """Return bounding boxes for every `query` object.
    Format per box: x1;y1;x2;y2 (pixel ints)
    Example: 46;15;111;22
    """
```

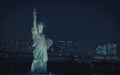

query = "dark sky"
0;0;120;51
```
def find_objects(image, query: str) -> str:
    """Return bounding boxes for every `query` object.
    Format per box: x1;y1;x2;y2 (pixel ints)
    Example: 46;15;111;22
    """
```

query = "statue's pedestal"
23;72;55;75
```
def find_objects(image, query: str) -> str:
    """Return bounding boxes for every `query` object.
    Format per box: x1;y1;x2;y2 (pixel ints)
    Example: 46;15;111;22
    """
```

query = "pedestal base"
23;72;55;75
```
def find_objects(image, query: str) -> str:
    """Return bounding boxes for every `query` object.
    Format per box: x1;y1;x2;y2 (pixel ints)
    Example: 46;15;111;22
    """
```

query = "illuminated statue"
30;9;53;74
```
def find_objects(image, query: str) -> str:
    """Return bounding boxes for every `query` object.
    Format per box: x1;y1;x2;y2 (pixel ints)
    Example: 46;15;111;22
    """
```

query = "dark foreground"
0;58;120;75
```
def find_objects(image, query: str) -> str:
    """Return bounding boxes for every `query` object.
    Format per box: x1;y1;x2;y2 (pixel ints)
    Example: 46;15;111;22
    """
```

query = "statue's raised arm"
32;9;45;36
31;9;38;37
33;8;37;29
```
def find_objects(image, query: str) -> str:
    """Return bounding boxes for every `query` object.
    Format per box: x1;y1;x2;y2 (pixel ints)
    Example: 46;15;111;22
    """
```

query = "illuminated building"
48;40;79;56
94;43;119;60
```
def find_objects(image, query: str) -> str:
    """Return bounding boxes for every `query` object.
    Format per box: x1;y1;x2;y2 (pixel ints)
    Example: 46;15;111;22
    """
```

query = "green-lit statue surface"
30;9;53;74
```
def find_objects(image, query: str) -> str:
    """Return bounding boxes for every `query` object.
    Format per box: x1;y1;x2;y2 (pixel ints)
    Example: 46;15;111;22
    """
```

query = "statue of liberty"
30;9;53;74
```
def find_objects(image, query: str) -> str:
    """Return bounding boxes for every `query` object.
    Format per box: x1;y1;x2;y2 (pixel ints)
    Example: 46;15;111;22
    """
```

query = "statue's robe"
30;27;53;73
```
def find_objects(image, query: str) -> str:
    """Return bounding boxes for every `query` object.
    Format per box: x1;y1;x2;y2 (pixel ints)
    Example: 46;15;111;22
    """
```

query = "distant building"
94;43;119;60
96;45;107;55
48;40;79;56
107;43;117;55
0;40;32;53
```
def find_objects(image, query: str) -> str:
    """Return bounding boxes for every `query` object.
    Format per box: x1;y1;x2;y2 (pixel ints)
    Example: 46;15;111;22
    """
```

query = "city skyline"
0;39;119;56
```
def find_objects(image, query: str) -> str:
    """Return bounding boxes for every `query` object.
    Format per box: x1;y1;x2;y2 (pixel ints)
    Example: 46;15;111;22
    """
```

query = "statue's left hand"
46;39;53;49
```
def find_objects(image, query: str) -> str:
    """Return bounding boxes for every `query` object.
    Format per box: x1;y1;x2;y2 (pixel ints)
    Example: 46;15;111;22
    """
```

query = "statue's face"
38;24;43;34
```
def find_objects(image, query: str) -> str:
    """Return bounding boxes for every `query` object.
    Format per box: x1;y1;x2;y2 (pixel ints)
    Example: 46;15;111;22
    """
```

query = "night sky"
0;0;120;51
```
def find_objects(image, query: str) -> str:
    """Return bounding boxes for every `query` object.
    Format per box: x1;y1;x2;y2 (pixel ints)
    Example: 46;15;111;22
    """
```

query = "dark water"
0;59;120;75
